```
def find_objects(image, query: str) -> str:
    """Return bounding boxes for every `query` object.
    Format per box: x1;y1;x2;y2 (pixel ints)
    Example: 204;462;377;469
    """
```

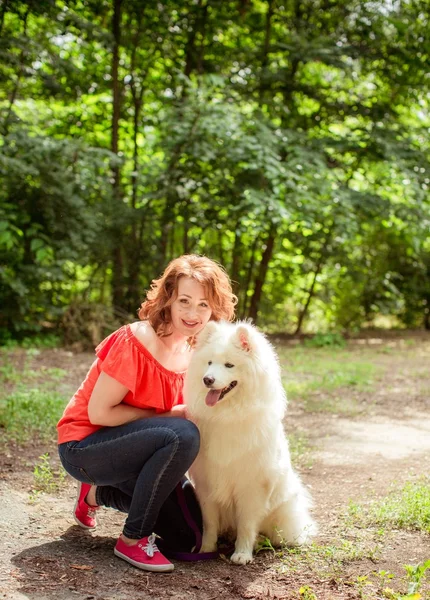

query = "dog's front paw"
230;551;253;565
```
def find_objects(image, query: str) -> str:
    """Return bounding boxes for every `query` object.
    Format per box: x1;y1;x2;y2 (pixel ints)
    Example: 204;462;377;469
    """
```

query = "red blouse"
57;324;185;444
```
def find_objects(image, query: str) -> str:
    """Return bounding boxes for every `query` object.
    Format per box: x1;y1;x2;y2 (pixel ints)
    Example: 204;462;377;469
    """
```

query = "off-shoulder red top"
57;324;185;444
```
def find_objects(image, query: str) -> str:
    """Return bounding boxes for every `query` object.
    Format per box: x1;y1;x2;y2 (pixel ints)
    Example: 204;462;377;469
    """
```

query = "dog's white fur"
184;321;317;565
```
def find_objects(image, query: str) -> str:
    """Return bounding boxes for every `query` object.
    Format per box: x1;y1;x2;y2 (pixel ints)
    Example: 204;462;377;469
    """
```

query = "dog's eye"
225;363;234;368
208;361;212;365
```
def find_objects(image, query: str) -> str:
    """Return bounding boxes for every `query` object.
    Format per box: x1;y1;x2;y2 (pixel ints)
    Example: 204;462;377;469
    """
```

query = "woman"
57;254;236;572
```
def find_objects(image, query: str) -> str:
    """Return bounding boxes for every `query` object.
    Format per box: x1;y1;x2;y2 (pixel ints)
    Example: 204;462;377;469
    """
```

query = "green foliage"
1;334;61;349
288;432;313;468
304;333;346;349
348;478;430;533
281;537;382;576
0;386;66;442
403;561;430;597
33;452;66;494
299;585;318;600
378;561;430;600
282;345;378;411
0;350;67;442
1;0;429;338
255;535;277;555
0;130;118;339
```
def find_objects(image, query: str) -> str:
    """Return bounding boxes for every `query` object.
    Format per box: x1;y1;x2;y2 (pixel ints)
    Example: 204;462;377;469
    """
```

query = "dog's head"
190;320;268;408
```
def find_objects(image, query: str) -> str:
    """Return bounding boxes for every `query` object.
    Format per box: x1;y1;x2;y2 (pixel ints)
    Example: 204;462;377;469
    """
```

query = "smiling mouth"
205;381;238;407
182;319;199;328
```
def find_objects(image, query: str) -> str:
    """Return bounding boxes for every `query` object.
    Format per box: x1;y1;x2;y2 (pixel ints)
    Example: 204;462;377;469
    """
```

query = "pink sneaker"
74;482;99;529
114;535;174;572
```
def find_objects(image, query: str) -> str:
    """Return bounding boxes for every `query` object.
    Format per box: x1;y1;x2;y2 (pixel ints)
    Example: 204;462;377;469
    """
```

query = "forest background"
1;0;429;346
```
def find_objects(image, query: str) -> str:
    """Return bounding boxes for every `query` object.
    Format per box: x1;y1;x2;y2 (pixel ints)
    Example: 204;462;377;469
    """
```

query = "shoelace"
87;507;98;517
141;534;159;558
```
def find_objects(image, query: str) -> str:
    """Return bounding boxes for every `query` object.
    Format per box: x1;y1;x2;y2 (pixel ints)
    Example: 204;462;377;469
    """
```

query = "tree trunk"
111;0;124;310
294;226;333;334
240;235;260;319
159;108;201;269
124;8;164;309
111;0;121;180
168;217;176;262
424;291;430;330
3;8;29;136
218;228;224;266
0;0;8;35
184;0;208;79
244;0;276;323
125;76;144;312
294;258;323;335
159;196;175;271
259;0;274;104
247;225;276;323
230;222;241;297
158;1;208;266
183;200;190;254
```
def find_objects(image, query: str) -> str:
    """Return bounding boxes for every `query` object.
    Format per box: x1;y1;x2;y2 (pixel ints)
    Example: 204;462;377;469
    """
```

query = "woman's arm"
88;372;155;426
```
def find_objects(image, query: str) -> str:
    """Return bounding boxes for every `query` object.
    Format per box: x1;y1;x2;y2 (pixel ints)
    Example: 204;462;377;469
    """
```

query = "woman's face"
170;276;213;337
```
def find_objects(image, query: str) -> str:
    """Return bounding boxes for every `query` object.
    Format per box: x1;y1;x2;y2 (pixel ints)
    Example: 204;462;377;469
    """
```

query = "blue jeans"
58;417;200;539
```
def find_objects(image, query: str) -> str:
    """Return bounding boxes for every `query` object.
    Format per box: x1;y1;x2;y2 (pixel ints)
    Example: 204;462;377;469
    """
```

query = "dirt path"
1;336;429;600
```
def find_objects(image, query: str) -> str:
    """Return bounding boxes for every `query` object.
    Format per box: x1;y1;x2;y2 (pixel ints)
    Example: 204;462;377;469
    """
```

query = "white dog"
184;320;316;565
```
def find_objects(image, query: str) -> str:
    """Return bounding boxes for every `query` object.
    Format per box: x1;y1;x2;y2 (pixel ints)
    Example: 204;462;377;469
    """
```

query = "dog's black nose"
203;376;215;387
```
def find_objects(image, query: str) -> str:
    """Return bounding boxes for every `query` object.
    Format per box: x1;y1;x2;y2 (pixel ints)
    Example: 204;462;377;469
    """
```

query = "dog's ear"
195;320;219;348
234;323;256;354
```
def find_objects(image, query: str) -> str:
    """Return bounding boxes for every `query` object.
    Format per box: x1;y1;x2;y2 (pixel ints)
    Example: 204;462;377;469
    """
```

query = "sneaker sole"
114;548;174;572
73;482;97;530
73;514;96;530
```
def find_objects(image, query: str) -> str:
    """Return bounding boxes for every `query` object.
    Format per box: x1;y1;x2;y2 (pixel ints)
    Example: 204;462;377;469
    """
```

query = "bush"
304;332;346;349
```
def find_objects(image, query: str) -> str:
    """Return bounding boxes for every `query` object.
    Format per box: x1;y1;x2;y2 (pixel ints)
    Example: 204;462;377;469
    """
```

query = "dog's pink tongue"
205;389;222;407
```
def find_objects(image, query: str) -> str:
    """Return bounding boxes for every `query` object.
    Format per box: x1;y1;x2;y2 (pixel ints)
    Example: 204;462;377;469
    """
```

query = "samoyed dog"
184;321;316;565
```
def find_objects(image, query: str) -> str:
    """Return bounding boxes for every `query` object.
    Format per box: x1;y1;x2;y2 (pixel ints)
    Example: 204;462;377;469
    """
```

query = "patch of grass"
0;361;22;384
280;536;383;578
348;574;372;599
255;535;277;555
304;333;346;349
279;346;379;412
372;561;430;600
302;394;361;416
378;346;395;355
0;386;66;442
0;350;68;443
403;560;430;597
298;585;318;599
37;366;67;380
32;452;67;494
348;478;430;533
288;432;314;468
1;334;61;349
288;360;377;396
278;515;428;599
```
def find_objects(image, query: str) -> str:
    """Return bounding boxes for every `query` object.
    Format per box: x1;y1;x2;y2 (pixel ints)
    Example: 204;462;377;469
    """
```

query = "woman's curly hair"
138;254;237;338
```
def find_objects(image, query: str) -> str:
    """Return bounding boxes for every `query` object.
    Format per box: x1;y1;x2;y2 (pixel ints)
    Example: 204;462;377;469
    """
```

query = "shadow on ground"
10;526;283;600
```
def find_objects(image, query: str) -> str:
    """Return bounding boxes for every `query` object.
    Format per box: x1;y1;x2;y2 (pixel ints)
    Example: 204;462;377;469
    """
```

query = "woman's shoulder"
129;321;158;354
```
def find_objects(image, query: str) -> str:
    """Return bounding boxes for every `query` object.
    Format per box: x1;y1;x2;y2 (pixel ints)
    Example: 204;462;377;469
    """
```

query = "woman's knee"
166;418;200;462
128;416;200;461
179;419;200;458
